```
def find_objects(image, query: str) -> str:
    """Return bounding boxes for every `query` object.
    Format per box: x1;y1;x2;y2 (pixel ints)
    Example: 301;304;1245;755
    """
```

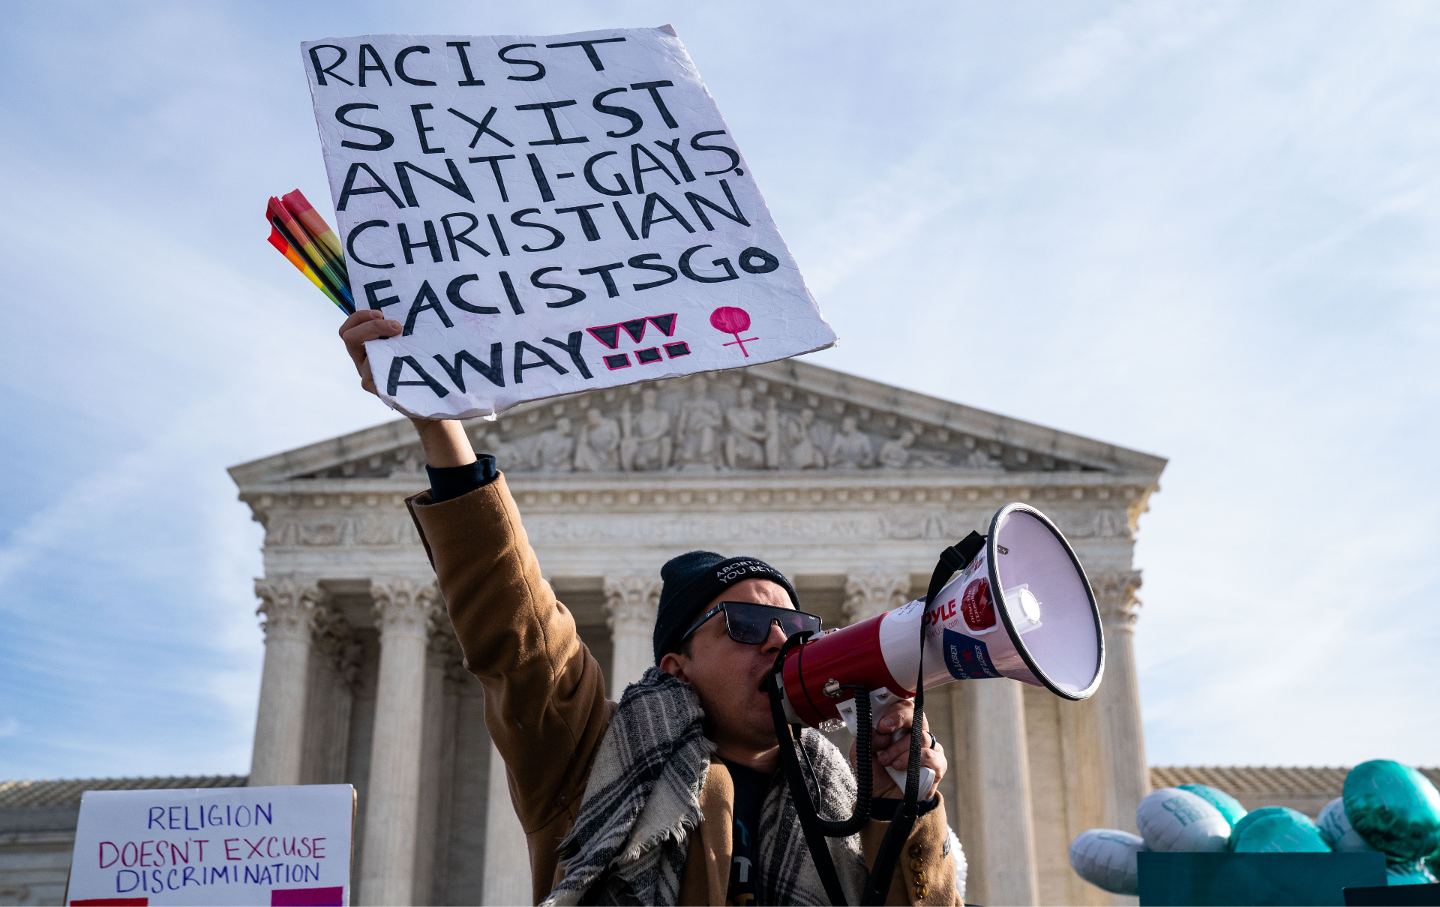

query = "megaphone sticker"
960;579;997;632
944;629;1003;680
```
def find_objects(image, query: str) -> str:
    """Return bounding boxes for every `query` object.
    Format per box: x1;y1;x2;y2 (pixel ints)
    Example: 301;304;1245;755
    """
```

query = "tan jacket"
408;474;960;905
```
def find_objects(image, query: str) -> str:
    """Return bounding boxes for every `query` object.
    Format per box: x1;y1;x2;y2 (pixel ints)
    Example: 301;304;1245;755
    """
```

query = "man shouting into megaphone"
339;310;962;905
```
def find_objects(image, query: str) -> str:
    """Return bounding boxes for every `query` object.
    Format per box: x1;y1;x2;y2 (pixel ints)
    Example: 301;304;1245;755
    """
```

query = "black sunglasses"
679;601;823;647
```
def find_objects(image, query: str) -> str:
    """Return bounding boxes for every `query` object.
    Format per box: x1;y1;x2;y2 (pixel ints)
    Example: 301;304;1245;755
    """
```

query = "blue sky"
1;1;1436;780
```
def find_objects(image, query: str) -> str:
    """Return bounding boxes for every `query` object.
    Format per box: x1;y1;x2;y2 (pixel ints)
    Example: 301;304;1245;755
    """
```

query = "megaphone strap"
926;532;986;606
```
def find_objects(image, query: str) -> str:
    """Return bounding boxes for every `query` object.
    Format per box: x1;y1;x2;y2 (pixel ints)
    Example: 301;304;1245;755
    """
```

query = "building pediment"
230;360;1165;488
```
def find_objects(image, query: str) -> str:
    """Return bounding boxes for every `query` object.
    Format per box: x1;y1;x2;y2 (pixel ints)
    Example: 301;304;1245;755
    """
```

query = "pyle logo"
924;599;958;628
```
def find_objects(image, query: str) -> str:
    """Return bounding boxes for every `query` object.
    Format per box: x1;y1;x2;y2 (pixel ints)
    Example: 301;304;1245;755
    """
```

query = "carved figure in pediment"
828;415;876;469
781;408;825;469
674;376;724;469
475;427;522;470
531;417;576;472
964;446;1002;470
620;389;672;471
879;431;915;469
575;408;621;472
391;451;421;477
723;387;771;470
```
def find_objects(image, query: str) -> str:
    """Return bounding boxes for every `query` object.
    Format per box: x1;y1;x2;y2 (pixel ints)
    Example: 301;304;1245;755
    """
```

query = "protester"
339;309;962;905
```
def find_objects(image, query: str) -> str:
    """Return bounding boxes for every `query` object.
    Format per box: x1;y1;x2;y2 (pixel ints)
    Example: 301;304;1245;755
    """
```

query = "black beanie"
652;550;800;664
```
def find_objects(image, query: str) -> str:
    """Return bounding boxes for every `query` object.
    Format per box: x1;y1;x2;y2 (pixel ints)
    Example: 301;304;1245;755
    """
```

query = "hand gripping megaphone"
771;502;1106;795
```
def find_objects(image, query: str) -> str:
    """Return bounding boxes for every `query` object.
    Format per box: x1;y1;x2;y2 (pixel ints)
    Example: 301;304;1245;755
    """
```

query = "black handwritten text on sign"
304;28;835;418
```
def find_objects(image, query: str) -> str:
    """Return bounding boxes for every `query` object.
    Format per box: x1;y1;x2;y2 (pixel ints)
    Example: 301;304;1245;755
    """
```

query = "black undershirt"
723;759;769;906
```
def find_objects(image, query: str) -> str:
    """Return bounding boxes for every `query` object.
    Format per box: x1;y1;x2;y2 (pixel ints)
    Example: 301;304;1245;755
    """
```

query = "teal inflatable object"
1229;807;1308;846
1343;760;1440;861
1385;859;1437;886
1179;784;1248;829
1229;807;1331;853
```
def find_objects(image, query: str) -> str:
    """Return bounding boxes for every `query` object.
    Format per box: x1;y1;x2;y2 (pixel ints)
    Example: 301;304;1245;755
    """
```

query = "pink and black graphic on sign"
587;313;690;371
709;306;759;357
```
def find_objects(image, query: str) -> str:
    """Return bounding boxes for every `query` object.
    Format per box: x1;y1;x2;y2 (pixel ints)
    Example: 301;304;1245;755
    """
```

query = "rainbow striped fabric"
266;190;354;314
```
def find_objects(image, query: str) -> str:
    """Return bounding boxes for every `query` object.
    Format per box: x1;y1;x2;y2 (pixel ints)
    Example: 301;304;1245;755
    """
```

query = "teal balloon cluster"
1069;764;1440;894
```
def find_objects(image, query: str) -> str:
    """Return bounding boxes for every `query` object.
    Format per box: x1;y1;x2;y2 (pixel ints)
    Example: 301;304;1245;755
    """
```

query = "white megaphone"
772;503;1105;794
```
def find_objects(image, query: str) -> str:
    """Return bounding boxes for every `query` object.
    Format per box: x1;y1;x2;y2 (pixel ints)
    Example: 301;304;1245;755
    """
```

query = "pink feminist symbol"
710;306;758;357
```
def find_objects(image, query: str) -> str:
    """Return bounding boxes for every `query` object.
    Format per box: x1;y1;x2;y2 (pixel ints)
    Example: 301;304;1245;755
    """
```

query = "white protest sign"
303;27;836;418
66;784;354;906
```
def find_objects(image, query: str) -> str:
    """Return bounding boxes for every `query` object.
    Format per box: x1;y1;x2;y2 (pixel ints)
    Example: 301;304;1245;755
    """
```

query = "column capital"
429;622;469;685
254;576;323;642
603;573;662;632
843;569;913;623
371;576;440;638
1092;569;1143;630
313;604;363;692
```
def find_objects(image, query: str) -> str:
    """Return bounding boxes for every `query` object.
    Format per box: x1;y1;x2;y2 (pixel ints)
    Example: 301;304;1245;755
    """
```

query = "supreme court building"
223;360;1164;905
7;359;1284;906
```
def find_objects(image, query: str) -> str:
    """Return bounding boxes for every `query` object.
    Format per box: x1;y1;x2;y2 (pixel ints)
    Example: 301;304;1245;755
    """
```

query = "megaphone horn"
776;502;1106;729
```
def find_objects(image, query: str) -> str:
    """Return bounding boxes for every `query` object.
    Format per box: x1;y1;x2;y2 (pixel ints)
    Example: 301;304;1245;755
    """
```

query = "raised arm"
406;474;611;836
339;310;611;838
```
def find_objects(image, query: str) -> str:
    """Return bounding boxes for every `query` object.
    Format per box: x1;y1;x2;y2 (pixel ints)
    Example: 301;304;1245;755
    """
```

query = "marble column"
303;604;361;785
251;576;321;787
482;740;531;905
359;577;438;907
1093;570;1149;837
947;685;985;898
603;574;661;699
1054;694;1111;905
960;681;1040;905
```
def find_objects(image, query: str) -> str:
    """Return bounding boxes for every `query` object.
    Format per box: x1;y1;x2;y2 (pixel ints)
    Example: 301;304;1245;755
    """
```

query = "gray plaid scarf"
544;667;867;905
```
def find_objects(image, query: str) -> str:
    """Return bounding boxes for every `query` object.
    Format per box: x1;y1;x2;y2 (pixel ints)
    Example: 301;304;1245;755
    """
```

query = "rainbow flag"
265;190;354;314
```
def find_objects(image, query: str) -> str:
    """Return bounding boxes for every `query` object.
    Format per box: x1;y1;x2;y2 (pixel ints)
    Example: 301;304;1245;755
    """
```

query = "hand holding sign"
303;27;835;419
340;310;402;397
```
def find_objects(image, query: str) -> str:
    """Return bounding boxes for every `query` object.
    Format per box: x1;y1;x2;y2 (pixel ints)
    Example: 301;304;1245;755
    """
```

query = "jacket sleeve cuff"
868;794;941;821
861;794;960;905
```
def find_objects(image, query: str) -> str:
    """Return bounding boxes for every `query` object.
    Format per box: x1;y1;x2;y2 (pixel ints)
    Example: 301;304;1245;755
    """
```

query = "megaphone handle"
885;763;935;797
838;693;937;798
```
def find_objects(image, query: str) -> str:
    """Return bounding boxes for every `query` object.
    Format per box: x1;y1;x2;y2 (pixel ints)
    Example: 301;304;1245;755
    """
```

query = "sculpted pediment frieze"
229;360;1166;489
290;369;1108;480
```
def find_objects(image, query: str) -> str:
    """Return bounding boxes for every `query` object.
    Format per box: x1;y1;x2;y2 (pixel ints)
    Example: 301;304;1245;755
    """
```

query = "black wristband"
426;454;499;503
